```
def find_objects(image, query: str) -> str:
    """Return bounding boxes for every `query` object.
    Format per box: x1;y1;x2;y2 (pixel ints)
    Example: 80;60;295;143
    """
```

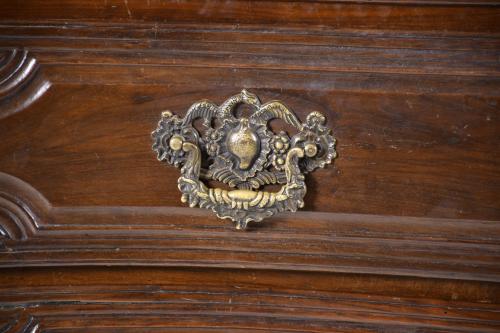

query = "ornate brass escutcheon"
152;90;337;229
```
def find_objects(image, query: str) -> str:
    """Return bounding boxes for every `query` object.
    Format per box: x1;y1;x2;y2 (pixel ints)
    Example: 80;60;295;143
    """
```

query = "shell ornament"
152;90;337;229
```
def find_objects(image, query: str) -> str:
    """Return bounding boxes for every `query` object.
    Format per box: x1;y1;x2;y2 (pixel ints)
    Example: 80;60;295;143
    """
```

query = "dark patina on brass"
152;90;337;229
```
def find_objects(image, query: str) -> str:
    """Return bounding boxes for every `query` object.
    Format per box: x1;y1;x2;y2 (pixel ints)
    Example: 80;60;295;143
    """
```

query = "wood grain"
1;0;500;33
0;267;500;332
0;62;498;219
0;0;499;331
1;172;499;282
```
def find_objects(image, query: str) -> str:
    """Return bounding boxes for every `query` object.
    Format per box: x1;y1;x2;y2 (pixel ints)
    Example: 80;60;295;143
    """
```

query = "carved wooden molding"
0;171;498;283
0;271;498;332
1;1;498;33
1;25;498;79
0;310;39;333
0;49;51;120
0;172;49;241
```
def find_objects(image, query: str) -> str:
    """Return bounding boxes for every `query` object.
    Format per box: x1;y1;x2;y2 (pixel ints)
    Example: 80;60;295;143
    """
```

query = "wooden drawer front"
0;1;499;332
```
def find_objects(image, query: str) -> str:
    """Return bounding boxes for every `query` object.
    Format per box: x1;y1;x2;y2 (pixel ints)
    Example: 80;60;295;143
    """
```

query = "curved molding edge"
0;172;50;241
0;310;39;333
0;49;51;121
0;172;497;283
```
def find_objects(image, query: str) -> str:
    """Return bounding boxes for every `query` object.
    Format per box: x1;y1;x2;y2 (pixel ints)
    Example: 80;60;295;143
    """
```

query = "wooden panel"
0;1;499;331
1;267;500;332
0;27;498;219
1;0;500;33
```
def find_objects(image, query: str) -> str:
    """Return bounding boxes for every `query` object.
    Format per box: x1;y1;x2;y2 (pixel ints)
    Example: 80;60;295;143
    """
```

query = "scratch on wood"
124;0;132;18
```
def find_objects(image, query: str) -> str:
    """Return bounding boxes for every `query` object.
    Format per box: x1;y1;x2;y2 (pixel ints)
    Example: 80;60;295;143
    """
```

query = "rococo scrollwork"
152;90;337;229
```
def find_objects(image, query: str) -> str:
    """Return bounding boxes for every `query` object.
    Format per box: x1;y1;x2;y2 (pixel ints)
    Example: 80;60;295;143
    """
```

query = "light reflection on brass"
227;118;260;170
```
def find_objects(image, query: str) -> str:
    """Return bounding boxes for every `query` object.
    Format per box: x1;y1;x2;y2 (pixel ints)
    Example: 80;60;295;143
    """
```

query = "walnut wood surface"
0;0;499;331
1;267;500;332
2;0;500;33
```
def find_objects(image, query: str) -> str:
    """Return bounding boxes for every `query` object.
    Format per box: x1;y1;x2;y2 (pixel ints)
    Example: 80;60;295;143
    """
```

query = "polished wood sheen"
0;1;499;332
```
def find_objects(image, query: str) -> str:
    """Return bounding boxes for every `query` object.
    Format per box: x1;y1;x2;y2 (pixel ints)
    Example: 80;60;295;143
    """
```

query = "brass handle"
152;90;337;229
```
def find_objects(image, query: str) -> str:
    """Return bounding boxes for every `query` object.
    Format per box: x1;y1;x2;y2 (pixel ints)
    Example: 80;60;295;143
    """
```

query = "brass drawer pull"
152;90;337;229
